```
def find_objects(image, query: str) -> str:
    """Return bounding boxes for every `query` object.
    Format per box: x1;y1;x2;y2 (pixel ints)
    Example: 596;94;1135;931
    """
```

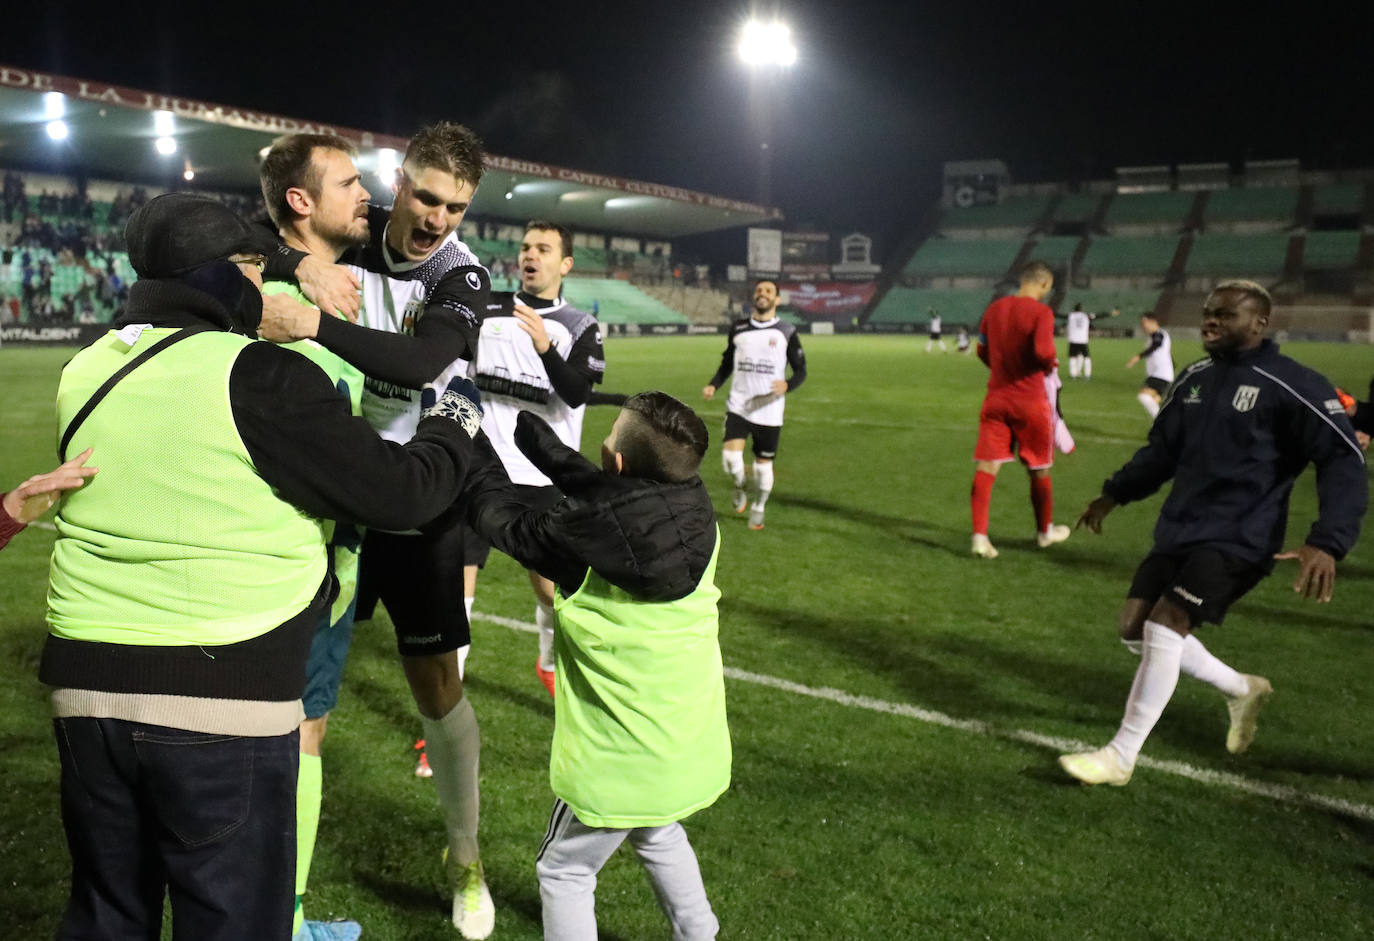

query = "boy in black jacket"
1060;280;1367;786
463;392;728;940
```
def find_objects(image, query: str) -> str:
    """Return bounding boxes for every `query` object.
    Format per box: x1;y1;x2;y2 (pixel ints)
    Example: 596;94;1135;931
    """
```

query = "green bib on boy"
552;531;731;828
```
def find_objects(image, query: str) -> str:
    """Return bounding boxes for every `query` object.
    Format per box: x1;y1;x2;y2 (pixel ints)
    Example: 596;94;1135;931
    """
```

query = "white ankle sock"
536;602;556;672
1179;634;1248;698
1083;358;1092;379
1108;620;1184;766
1069;355;1082;378
722;450;746;488
752;461;774;509
421;696;481;866
1137;391;1160;418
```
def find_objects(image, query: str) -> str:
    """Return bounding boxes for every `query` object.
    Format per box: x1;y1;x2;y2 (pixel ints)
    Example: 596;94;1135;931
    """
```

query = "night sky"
7;2;1372;259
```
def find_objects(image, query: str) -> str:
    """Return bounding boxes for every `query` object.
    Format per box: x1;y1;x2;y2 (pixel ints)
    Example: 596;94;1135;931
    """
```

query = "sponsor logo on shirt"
1232;385;1260;412
1183;385;1203;404
1325;398;1346;414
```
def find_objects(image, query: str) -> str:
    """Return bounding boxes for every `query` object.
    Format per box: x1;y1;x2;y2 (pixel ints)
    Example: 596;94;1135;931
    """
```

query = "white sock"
1137;391;1160;418
722;449;746;488
421;696;481;866
1179;634;1248;698
1068;355;1082;378
752;461;774;510
536;602;556;672
1083;357;1092;379
1108;620;1184;766
464;597;474;621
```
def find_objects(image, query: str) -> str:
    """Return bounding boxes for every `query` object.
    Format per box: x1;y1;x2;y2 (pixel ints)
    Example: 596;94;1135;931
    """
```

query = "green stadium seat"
1103;191;1193;228
1311;183;1363;216
1059;290;1162;317
1185;233;1290;277
1079;236;1180;275
868;286;992;325
1052;193;1102;222
1026;236;1080;265
940;194;1051;232
904;237;1024;278
559;277;687;325
1204;187;1298;224
1302;230;1361;270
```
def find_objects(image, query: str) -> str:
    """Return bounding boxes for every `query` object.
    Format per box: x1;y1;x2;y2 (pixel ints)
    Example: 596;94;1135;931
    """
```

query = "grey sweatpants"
536;798;719;941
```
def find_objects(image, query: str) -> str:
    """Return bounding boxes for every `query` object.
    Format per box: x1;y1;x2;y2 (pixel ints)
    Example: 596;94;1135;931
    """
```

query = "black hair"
614;391;709;483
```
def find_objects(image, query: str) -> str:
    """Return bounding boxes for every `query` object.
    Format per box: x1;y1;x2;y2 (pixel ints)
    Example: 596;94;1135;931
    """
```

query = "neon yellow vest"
551;530;731;828
263;280;364;623
48;327;328;646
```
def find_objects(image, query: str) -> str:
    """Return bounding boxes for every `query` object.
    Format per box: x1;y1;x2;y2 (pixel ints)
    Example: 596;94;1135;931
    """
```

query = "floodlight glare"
376;147;399;183
46;120;69;141
183;168;195;181
44;92;66;120
155;136;177;156
738;19;797;67
154;110;175;135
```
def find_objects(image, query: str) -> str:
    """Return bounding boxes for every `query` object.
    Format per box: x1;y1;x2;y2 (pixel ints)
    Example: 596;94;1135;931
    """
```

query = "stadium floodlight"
183;168;195;182
154;110;175;136
155;136;177;156
737;19;797;67
46;120;69;141
44;91;65;120
376;147;399;183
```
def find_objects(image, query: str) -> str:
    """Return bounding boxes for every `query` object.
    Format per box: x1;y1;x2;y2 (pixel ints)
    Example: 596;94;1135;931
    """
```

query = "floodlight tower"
737;17;797;205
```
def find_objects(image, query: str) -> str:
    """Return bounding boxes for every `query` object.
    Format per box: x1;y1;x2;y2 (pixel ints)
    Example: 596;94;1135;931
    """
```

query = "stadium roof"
0;64;783;240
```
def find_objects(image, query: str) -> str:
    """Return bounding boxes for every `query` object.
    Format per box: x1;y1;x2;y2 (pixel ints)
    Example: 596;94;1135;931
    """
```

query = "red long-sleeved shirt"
977;295;1058;397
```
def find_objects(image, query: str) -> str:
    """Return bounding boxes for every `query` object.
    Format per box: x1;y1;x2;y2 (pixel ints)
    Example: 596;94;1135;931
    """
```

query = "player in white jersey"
926;308;948;352
703;279;807;530
1125;312;1174;419
464;221;605;697
1063;302;1119;379
256;124;496;940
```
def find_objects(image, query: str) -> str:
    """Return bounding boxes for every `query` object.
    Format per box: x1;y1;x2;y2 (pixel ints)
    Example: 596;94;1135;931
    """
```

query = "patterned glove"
420;375;484;438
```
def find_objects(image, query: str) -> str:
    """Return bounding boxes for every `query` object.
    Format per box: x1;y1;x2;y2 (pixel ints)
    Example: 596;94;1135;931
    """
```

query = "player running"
703;279;807;530
1126;312;1173;417
1060;280;1366;786
926;308;948;352
1063;302;1118;379
970;262;1071;558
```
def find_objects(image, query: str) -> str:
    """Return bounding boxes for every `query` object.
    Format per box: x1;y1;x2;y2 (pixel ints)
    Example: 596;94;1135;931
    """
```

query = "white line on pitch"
474;610;1374;824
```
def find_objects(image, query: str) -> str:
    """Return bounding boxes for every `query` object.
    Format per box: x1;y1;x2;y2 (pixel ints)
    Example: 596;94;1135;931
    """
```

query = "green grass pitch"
2;335;1372;939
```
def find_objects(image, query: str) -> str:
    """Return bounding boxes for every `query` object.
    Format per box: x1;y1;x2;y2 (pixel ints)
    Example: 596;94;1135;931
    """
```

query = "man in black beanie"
44;194;485;940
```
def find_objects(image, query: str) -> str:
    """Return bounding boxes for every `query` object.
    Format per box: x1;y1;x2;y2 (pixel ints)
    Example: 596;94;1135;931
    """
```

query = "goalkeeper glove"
420;375;483;438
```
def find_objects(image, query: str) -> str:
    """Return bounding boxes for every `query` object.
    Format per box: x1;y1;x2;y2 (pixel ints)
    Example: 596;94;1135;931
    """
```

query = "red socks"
1030;475;1053;533
971;470;995;535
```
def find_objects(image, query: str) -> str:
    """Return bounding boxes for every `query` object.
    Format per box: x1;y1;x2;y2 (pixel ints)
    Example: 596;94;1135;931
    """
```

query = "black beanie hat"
125;193;275;278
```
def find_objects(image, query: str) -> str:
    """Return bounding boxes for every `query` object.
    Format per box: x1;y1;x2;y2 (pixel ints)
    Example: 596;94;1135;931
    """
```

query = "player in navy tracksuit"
1059;280;1367;786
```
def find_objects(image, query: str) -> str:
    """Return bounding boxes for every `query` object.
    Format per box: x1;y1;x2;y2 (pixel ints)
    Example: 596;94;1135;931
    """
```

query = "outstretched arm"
1;450;98;549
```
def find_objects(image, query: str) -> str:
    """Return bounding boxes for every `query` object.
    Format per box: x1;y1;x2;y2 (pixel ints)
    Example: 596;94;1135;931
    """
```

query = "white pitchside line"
474;610;1374;824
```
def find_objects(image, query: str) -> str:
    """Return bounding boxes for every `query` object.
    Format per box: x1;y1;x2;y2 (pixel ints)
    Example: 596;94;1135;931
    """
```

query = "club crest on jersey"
1232;385;1260;412
402;296;423;334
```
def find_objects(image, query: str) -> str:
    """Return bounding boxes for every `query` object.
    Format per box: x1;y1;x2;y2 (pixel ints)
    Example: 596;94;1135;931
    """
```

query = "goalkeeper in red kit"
970;261;1071;558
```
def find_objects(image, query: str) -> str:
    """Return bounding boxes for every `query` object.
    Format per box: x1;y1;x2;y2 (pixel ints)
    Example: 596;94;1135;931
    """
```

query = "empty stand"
560;277;687;325
904;237;1024;278
1185;233;1291;278
1103;191;1193;231
1204;187;1298;226
940;194;1051;233
868;286;992;326
1079;236;1181;276
1303;230;1361;270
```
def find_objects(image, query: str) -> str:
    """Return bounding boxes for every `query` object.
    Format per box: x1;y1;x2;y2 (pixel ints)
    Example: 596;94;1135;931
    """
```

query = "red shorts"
974;391;1054;469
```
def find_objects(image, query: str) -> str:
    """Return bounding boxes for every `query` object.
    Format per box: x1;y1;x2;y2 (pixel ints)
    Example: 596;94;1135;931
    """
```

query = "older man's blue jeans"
53;717;298;941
